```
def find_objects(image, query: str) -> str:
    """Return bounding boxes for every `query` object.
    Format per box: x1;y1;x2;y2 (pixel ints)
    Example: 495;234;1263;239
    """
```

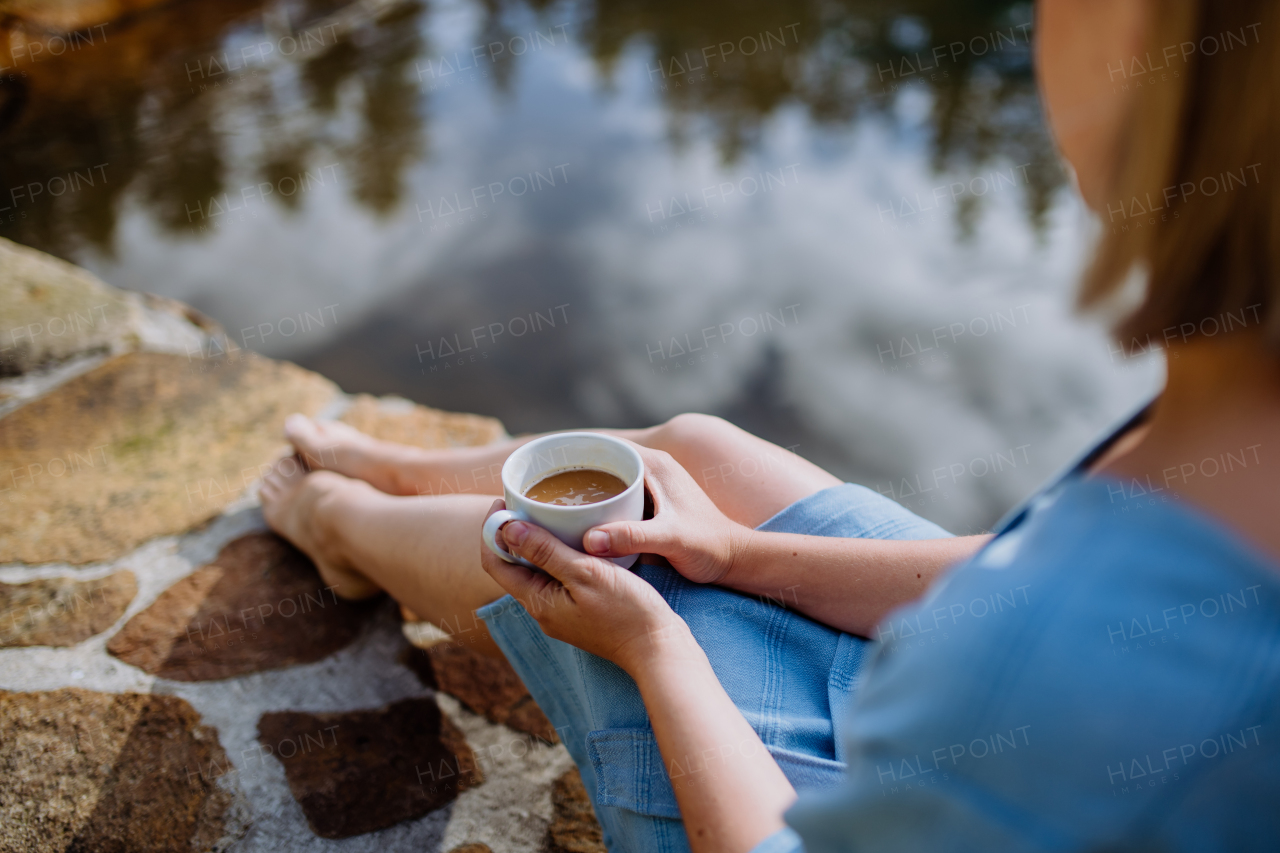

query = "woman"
261;0;1280;850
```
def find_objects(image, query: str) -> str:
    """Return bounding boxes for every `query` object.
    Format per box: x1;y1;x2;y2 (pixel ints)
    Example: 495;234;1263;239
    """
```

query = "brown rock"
0;570;136;647
340;393;505;449
0;687;234;853
449;845;494;853
0;236;137;376
400;641;558;743
258;696;483;839
545;767;606;853
0;351;336;565
107;532;377;681
0;0;174;36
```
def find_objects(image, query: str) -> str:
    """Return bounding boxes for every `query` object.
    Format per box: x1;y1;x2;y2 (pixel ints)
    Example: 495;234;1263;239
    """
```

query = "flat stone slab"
0;687;237;852
0;570;136;647
107;532;377;681
546;767;607;853
340;392;506;448
0;0;173;35
0;236;136;377
258;696;483;839
401;640;558;743
0;350;336;565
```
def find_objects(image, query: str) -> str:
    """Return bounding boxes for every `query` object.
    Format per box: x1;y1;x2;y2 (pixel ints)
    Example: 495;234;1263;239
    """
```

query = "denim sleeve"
785;784;1043;853
784;478;1280;853
748;827;805;853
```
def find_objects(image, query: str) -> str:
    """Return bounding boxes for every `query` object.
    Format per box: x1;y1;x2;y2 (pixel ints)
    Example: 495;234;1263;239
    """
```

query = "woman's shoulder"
955;473;1278;612
883;475;1280;674
861;472;1280;763
835;477;1280;849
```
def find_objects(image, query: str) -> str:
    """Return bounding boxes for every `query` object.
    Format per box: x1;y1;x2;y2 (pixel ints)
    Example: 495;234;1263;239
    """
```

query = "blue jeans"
478;484;951;853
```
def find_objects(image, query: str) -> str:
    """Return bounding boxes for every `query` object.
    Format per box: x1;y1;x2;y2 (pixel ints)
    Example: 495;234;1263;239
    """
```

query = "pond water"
0;0;1162;533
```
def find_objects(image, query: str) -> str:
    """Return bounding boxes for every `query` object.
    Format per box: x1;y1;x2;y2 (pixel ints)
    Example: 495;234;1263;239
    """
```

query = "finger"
632;443;679;472
483;498;511;551
481;548;544;599
481;498;542;597
633;445;682;491
480;526;549;600
633;444;704;505
583;519;672;558
629;446;685;514
504;521;602;587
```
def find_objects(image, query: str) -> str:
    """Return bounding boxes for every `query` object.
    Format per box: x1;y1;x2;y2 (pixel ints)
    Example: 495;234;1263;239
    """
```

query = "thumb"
504;521;597;587
583;519;674;558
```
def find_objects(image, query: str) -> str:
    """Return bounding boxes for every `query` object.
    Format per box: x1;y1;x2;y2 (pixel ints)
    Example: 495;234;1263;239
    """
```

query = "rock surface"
0;237;136;376
0;687;239;853
402;640;559;744
546;767;608;853
0;351;336;565
0;238;603;852
340;392;506;449
0;0;175;36
0;236;216;380
107;532;376;681
258;696;482;839
0;570;136;647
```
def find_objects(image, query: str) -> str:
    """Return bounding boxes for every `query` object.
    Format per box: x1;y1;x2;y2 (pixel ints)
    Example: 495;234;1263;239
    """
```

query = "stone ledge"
547;767;608;853
0;687;244;852
401;640;558;744
0;570;136;647
0;236;599;852
0;236;217;381
0;351;337;565
340;392;507;448
0;0;175;37
258;696;482;839
107;533;377;681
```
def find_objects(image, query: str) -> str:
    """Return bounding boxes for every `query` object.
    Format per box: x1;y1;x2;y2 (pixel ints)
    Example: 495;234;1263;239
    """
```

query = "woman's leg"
260;462;508;656
641;413;841;528
261;412;840;655
286;412;840;529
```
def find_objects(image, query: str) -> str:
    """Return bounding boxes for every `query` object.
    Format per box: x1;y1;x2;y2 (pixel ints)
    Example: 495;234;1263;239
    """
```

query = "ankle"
391;447;453;496
307;473;366;562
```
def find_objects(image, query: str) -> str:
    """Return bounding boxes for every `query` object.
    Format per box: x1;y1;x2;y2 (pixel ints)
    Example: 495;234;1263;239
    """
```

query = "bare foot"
284;413;416;496
259;455;383;600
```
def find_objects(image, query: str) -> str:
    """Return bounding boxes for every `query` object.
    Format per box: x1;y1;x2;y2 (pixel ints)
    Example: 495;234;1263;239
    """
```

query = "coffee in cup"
482;433;645;569
524;468;628;506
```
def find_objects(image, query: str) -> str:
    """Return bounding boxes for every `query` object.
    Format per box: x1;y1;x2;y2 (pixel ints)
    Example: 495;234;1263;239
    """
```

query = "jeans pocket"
769;746;846;790
586;728;848;821
587;728;682;819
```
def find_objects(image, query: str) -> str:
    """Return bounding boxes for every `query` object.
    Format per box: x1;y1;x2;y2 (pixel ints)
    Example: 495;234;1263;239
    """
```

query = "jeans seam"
480;597;593;768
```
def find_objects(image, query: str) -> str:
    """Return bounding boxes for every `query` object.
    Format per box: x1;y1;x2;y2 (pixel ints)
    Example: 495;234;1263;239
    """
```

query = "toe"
311;419;363;450
279;453;305;478
284;412;310;436
263;465;285;487
284;413;319;451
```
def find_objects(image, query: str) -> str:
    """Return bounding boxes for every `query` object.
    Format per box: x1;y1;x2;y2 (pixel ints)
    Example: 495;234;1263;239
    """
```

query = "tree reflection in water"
0;0;428;257
0;0;1059;259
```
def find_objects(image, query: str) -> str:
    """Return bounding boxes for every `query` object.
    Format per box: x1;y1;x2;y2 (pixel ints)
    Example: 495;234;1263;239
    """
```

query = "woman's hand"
480;501;796;853
480;500;697;675
581;445;750;585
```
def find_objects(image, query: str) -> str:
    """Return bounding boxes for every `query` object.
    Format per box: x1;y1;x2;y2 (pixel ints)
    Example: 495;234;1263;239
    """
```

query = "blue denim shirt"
769;423;1280;851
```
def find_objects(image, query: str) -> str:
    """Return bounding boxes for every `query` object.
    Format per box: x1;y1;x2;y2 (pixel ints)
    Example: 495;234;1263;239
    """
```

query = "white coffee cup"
482;432;645;569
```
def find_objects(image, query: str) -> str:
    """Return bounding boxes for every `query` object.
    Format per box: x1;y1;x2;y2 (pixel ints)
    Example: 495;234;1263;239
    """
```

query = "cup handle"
482;509;536;568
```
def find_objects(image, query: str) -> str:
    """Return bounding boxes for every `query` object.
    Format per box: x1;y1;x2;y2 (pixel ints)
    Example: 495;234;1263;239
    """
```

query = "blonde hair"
1080;1;1279;349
